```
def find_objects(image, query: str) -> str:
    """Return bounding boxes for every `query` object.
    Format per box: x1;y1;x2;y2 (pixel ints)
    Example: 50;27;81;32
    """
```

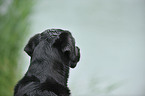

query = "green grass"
0;0;34;95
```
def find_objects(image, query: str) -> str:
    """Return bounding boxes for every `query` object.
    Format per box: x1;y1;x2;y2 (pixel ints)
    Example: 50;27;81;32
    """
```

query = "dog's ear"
54;32;80;68
24;34;41;56
69;46;80;68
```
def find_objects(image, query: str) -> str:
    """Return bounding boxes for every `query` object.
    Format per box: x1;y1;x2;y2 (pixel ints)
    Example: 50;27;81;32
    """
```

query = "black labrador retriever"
14;29;80;96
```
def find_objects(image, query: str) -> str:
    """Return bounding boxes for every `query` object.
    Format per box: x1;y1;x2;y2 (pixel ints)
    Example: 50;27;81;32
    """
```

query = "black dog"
14;29;80;96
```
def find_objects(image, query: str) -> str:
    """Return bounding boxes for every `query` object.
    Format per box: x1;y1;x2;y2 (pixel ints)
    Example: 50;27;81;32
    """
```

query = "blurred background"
0;0;145;96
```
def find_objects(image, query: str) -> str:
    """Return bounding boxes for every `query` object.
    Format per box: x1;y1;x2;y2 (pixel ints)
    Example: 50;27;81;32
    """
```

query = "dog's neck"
26;46;70;87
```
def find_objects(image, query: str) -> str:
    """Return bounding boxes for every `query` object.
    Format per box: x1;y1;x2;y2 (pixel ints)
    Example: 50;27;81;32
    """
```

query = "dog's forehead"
47;29;62;36
41;29;66;37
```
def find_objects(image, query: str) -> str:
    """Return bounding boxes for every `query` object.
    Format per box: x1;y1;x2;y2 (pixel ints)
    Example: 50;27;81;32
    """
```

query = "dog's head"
24;29;80;68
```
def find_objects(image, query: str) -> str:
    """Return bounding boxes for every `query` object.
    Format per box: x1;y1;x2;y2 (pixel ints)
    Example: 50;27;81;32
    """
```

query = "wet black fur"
14;29;80;96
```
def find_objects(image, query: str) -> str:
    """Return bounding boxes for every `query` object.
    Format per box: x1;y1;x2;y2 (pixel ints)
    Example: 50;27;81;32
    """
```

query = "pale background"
23;0;145;96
